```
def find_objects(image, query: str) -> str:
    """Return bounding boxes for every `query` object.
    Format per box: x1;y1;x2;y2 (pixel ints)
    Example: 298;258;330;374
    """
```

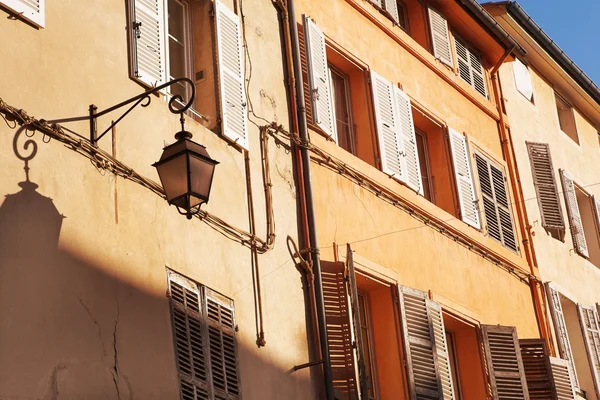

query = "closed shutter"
372;71;403;179
398;286;455;399
592;195;600;235
394;87;423;194
514;59;534;101
481;325;530;400
1;0;44;27
559;170;589;258
427;8;453;67
475;153;517;251
321;261;359;399
131;0;166;87
519;339;555;399
549;357;577;400
448;128;480;229
545;283;579;389
577;305;600;399
526;142;565;231
215;1;249;150
303;15;336;140
454;36;487;97
384;0;400;25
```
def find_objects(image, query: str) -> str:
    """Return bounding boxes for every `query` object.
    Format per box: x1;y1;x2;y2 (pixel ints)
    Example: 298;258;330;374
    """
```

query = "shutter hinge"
133;21;142;39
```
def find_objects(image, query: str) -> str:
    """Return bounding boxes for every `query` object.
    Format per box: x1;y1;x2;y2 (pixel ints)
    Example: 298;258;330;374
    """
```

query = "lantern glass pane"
156;154;188;202
189;155;214;201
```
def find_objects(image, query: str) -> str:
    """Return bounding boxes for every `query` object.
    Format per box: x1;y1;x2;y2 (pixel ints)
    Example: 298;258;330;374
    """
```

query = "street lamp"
47;78;217;219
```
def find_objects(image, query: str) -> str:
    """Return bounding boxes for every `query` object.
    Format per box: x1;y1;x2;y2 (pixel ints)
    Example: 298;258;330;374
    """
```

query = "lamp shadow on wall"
0;130;311;399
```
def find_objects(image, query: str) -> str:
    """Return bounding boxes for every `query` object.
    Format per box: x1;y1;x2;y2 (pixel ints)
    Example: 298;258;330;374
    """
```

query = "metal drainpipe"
286;1;335;399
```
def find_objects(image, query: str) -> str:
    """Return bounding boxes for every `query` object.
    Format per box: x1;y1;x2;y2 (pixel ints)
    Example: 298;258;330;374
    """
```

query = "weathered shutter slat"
427;8;453;67
577;305;600;399
550;357;576;400
514;59;534;101
519;339;555;399
303;15;336;140
545;283;579;389
526;142;565;231
384;0;400;25
491;162;517;251
1;0;45;27
132;0;166;87
297;26;314;126
592;195;600;235
559;170;589;257
394;87;422;194
321;261;358;399
372;71;403;179
429;301;456;399
481;325;530;400
215;1;249;150
448;128;480;229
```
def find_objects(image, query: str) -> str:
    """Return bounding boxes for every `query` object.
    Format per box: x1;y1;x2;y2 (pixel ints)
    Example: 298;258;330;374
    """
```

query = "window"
445;332;462;399
415;130;433;202
454;36;487;98
366;0;409;32
329;67;356;155
167;270;241;400
128;0;249;149
357;292;379;400
555;92;579;143
395;1;409;32
513;59;534;102
0;0;44;27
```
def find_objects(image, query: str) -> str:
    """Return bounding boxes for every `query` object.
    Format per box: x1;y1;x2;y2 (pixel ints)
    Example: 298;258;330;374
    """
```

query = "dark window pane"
415;130;433;202
329;67;355;155
168;0;185;41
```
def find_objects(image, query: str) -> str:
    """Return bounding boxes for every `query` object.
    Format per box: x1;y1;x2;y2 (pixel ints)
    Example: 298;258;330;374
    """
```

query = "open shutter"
577;305;600;398
131;0;166;87
519;339;555;399
592;195;600;235
514;59;534;101
167;272;210;400
303;15;336;140
215;1;249;149
559;170;589;258
1;0;44;27
369;0;383;7
550;357;577;400
372;71;403;179
448;128;480;229
526;142;565;231
384;0;400;25
427;8;453;67
205;287;240;399
398;286;455;399
545;283;579;389
481;325;530;400
394;87;422;194
321;261;359;399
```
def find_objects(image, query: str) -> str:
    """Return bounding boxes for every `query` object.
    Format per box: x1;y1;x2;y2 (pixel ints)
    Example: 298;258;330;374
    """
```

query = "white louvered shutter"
592;195;600;235
545;283;579;389
398;286;455;399
559;170;589;258
215;1;249;150
578;305;600;399
394;87;422;194
454;36;487;97
303;15;336;140
448;128;480;229
1;0;45;27
514;59;534;101
427;8;453;67
372;71;403;178
481;325;530;400
550;357;577;400
369;0;382;7
131;0;166;87
384;0;400;25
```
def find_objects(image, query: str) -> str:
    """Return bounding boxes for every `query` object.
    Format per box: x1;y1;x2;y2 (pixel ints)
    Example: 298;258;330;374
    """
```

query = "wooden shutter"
398;286;455;399
427;8;453;67
321;261;358;399
297;26;314;126
372;71;403;179
526;142;565;231
519;339;555;399
577;305;600;398
168;272;210;400
131;0;166;87
514;59;534;101
205;287;240;399
1;0;45;27
369;0;383;7
394;87;423;194
592;195;600;235
215;1;249;150
549;357;577;400
559;169;589;258
384;0;400;25
475;153;518;251
545;283;579;388
454;36;487;97
448;128;480;229
481;325;530;400
303;15;336;140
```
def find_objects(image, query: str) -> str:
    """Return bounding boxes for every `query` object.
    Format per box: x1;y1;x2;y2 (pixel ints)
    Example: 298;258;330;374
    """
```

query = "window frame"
554;91;580;144
513;58;535;103
414;128;435;203
329;64;357;156
165;0;193;102
357;290;381;400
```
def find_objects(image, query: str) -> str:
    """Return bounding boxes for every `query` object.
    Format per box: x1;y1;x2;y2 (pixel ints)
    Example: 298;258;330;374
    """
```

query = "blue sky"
485;0;600;85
